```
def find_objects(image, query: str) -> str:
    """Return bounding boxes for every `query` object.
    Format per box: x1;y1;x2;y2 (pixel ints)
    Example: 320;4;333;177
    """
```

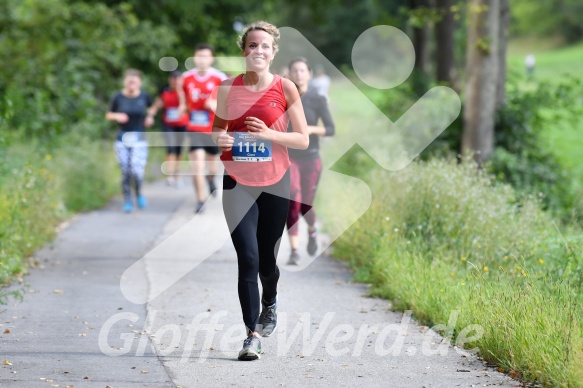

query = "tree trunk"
462;0;500;165
435;0;455;84
496;0;510;107
411;0;431;74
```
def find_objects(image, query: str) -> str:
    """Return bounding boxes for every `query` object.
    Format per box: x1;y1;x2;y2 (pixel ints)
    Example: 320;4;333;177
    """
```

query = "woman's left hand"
245;116;272;140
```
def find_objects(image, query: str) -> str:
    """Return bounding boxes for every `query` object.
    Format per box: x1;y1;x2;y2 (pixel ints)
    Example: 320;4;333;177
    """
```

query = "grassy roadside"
0;131;119;297
0;131;169;291
0;123;177;299
319;70;583;386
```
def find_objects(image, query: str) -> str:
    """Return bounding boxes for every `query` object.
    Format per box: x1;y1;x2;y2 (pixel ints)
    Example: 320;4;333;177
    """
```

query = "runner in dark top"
285;57;335;265
106;68;154;213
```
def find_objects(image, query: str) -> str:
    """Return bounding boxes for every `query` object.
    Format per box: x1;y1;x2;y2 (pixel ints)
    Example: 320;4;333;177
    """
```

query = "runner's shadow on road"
162;355;239;362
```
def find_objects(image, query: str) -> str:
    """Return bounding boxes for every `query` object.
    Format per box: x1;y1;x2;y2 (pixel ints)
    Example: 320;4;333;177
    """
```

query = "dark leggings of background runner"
287;157;322;236
114;142;148;203
163;123;186;156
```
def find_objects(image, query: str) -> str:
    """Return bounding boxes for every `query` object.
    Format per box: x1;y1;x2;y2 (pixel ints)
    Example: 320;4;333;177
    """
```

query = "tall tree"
435;0;455;85
462;0;500;165
496;0;509;107
410;0;432;75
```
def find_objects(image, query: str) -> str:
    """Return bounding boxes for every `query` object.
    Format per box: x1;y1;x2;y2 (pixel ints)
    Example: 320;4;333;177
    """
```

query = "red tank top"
160;87;188;126
221;74;290;186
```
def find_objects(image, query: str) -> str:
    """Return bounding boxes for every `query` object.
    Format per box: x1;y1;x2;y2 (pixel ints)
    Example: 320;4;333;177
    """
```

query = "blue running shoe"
137;195;147;209
123;201;133;213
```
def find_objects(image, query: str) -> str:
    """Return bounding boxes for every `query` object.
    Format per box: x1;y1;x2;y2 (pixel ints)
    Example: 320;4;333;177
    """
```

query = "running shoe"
287;250;300;265
137;195;147;209
123;201;133;213
238;335;261;361
208;179;217;197
194;201;204;214
307;228;318;256
258;298;277;337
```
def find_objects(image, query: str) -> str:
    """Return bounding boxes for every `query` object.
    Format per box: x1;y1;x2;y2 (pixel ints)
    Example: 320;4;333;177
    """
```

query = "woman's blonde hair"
237;21;280;55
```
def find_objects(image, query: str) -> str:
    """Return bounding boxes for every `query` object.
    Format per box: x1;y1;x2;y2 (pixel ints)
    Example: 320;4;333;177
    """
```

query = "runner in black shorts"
149;70;188;186
179;44;227;213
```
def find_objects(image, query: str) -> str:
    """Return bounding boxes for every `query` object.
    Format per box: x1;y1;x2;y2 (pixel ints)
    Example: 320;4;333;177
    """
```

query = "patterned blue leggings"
114;141;148;202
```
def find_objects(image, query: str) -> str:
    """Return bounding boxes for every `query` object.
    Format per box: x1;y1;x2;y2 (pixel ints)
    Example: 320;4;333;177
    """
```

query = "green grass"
0;130;119;294
0;123;172;296
508;40;583;82
321;70;583;386
321;157;583;387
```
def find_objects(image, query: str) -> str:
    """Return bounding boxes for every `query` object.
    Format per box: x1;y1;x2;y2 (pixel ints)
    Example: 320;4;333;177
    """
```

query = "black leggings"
222;171;290;333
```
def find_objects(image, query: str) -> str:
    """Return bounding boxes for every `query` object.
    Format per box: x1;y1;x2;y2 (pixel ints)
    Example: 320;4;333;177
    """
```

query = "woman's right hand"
216;133;234;152
116;113;129;124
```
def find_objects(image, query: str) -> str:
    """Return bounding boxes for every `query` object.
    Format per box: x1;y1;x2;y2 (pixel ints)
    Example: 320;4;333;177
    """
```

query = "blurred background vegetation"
1;0;583;385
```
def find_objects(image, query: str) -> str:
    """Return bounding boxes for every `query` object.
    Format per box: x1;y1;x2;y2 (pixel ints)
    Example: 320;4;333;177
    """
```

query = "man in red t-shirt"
179;43;227;213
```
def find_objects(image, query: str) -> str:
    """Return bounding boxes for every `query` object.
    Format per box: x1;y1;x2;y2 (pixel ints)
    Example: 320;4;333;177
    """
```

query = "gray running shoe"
287;250;300;265
307;228;318;256
258;298;277;337
238;335;261;361
208;179;217;197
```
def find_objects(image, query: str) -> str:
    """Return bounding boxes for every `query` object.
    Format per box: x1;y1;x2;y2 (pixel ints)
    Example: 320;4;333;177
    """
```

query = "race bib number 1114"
232;132;272;162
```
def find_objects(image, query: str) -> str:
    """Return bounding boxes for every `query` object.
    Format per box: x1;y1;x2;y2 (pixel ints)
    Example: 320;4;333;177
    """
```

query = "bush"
0;0;178;142
52;131;119;212
488;78;583;221
417;77;583;221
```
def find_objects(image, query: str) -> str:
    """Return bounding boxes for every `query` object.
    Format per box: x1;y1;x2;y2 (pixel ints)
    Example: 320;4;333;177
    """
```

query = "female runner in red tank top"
212;21;308;361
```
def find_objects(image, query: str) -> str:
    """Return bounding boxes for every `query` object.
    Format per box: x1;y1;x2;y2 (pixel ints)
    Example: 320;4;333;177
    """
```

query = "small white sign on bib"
190;110;210;126
166;108;181;122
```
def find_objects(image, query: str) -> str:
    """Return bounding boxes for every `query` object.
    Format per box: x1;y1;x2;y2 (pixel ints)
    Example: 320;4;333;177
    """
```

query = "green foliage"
266;0;405;68
0;0;178;140
0;141;65;285
511;0;583;43
488;77;583;220
322;158;583;387
400;1;445;28
419;75;583;221
101;0;249;58
0;133;118;287
53;132;120;212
